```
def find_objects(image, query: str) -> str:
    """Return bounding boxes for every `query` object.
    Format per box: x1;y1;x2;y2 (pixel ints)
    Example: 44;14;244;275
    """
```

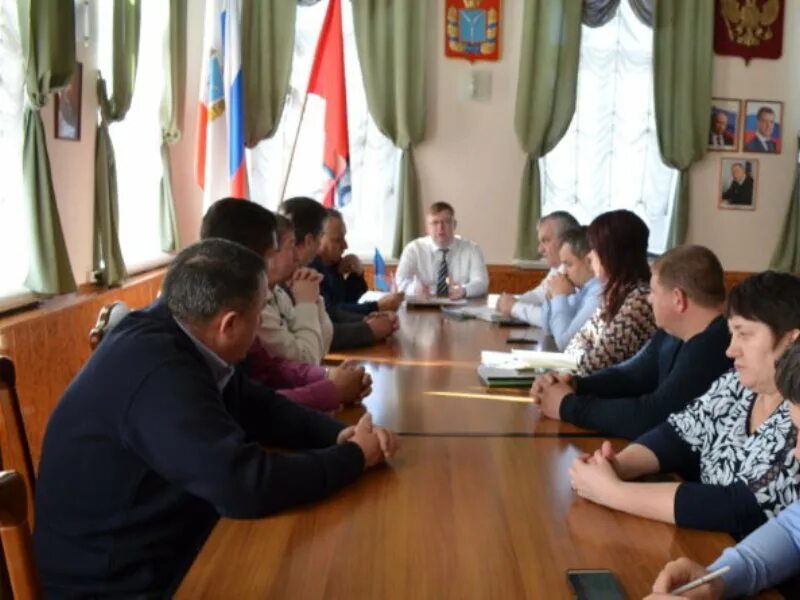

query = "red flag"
307;0;351;208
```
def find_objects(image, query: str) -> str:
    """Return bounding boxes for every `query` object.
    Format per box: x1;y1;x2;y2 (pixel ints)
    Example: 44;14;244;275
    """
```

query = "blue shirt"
709;500;800;597
541;277;602;350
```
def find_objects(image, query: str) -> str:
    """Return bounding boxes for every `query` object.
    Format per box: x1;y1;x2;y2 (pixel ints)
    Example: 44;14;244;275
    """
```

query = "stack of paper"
477;350;577;388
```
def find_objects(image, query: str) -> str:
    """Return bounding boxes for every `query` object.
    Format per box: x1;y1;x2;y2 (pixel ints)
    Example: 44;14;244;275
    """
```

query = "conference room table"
177;305;774;599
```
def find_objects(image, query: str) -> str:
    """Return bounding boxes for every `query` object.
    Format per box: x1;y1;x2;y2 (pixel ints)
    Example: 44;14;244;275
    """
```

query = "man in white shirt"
395;202;488;299
496;211;579;327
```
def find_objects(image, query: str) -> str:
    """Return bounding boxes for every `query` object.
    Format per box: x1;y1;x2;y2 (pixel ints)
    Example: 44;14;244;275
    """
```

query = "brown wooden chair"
0;470;40;599
0;358;35;529
88;301;131;351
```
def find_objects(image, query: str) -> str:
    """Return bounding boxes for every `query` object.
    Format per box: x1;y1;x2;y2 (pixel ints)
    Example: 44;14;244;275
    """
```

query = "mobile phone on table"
566;569;626;600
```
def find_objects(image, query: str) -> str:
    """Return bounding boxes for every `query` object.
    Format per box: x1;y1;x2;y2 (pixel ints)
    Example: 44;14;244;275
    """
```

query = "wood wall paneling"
0;270;165;470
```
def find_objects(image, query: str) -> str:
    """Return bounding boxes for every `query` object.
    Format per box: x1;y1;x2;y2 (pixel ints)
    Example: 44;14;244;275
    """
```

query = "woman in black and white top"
568;271;800;539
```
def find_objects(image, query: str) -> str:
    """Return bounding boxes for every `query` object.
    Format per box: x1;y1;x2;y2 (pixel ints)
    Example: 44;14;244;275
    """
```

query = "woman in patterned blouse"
569;271;800;539
565;210;656;375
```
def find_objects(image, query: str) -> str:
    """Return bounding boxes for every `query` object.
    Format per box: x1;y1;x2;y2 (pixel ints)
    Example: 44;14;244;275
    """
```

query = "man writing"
395;202;489;299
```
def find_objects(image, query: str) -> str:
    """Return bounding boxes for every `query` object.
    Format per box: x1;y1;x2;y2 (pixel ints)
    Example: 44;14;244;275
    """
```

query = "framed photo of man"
54;62;82;141
743;100;782;154
719;158;758;211
708;98;740;151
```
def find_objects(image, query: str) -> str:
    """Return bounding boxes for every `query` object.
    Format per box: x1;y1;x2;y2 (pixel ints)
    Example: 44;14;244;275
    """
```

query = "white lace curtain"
541;0;676;253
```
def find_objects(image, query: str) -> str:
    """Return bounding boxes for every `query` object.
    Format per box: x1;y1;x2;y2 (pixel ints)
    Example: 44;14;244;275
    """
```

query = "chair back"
0;470;40;599
0;358;35;527
88;301;131;351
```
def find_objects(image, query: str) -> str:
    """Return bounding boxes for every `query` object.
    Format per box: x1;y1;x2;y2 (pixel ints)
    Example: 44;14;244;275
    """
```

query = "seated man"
646;340;800;600
281;197;396;350
497;210;579;327
395;201;488;299
567;271;800;539
535;226;600;349
201;197;332;364
532;245;732;439
33;239;398;597
310;208;404;315
201;198;370;410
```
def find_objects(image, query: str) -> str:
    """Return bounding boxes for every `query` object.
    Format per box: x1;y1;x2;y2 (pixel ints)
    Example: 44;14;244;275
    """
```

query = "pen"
670;565;730;595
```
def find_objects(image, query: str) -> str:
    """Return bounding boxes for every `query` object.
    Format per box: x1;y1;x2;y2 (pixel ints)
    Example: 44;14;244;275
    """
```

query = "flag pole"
278;90;310;203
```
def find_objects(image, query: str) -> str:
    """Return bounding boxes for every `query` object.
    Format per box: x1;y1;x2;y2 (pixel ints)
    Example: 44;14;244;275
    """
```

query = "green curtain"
513;0;582;259
770;138;800;271
352;0;427;257
93;0;141;286
653;1;713;248
242;0;296;148
159;0;187;252
17;0;77;294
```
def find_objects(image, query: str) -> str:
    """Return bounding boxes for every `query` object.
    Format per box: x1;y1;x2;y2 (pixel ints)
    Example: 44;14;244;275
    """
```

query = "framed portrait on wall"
719;158;758;211
742;100;783;154
708;98;740;151
54;61;82;141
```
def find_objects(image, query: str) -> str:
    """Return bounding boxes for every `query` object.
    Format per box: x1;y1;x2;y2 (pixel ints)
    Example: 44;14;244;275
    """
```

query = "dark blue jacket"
310;256;377;316
34;302;364;597
560;316;732;439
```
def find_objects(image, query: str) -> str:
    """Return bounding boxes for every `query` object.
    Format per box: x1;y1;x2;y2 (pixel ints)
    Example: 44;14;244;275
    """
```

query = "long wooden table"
176;307;760;598
331;306;591;436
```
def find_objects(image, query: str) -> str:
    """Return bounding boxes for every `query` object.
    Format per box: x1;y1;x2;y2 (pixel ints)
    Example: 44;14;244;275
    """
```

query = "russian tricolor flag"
196;0;247;210
307;0;351;209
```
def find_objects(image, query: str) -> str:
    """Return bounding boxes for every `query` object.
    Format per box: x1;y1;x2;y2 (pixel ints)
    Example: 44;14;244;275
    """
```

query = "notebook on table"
477;350;577;387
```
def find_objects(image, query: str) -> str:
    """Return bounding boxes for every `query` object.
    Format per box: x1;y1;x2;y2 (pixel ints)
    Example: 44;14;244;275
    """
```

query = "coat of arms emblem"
444;0;501;62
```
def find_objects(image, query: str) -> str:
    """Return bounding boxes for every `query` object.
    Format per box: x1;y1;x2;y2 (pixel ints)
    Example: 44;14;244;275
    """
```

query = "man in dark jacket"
34;239;398;597
531;245;733;439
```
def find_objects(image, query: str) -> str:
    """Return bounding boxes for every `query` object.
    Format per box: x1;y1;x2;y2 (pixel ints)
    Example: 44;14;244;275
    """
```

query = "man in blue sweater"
531;245;732;439
34;239;398;597
646;339;800;599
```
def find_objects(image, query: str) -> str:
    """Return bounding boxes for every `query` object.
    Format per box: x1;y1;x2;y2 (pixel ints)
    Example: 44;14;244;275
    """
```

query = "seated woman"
540;226;602;351
646;340;800;600
564;210;656;375
569;271;800;539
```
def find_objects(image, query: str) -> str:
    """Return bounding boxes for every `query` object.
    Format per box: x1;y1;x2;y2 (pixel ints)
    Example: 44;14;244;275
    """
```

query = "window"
540;1;678;253
0;2;29;303
97;0;170;271
247;0;400;257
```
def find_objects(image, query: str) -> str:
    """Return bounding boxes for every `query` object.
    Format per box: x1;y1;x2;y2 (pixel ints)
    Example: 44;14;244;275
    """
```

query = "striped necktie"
436;248;449;296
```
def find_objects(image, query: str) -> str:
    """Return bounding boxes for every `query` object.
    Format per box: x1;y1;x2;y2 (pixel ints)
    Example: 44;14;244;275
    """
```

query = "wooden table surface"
330;306;591;436
177;307;775;599
176;438;738;599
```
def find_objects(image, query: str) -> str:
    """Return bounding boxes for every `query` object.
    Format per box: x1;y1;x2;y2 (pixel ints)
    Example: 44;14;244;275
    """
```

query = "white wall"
415;0;526;263
44;1;800;283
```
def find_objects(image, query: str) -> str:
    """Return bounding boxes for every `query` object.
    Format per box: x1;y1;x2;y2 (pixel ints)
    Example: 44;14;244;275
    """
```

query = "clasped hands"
414;280;466;300
337;412;400;469
529;371;575;420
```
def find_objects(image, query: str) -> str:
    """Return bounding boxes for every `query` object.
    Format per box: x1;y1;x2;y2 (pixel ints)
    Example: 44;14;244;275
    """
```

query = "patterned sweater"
565;282;656;376
637;370;800;538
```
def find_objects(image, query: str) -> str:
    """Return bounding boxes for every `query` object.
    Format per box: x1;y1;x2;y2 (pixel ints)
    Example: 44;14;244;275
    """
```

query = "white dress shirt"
510;267;558;327
396;236;489;298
